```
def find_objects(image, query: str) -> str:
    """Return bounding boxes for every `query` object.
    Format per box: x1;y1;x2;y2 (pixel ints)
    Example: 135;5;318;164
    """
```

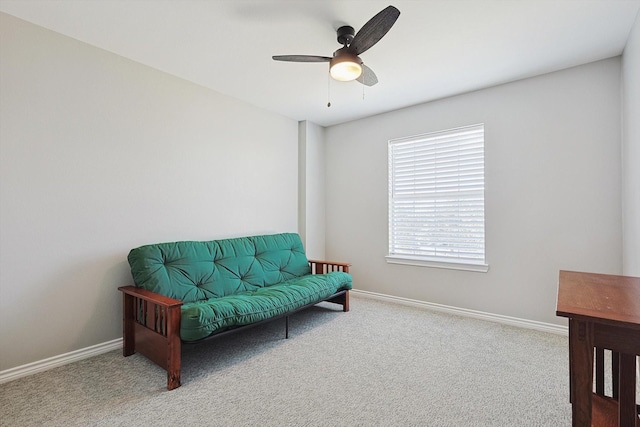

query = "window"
387;123;488;272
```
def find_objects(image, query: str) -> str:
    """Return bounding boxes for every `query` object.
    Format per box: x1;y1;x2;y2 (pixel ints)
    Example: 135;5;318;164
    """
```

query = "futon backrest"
128;233;311;303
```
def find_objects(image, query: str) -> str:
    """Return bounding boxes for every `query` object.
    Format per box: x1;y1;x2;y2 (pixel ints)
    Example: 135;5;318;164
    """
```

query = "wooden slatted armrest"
308;259;351;274
118;285;183;390
307;260;351;313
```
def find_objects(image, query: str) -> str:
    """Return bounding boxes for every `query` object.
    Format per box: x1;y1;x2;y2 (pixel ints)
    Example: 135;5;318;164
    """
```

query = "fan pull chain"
327;72;331;107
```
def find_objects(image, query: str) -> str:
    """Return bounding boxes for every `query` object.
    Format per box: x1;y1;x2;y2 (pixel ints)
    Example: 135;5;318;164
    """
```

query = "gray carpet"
1;294;573;426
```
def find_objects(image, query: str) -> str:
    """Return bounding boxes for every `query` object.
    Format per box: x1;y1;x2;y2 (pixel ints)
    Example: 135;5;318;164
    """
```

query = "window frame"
386;123;489;273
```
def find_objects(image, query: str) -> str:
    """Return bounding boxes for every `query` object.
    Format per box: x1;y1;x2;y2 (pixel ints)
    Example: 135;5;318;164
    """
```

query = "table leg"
569;318;593;427
618;353;637;427
569;328;574;404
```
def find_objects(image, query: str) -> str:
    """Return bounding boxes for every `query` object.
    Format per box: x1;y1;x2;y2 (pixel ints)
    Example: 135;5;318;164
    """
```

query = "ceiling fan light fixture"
272;5;400;87
329;53;362;82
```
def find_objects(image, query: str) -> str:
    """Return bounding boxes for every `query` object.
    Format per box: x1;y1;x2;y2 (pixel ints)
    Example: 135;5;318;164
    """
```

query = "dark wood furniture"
119;260;350;390
556;270;640;427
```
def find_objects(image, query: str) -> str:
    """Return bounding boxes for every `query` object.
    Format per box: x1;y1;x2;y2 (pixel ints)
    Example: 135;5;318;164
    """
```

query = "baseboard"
0;338;122;385
351;289;568;336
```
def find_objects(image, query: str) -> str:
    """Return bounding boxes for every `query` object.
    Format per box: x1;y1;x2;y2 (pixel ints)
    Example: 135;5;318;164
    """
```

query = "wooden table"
556;270;640;427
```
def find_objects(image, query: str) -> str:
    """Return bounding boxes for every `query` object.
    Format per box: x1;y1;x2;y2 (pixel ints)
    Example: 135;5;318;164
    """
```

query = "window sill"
385;255;489;273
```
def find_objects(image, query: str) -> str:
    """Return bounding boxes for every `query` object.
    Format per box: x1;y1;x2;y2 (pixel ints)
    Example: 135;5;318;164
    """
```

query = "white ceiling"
2;0;639;127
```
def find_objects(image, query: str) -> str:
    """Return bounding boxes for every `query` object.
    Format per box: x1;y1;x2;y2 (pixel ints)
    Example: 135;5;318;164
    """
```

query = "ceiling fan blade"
349;5;400;55
272;55;331;62
357;64;378;86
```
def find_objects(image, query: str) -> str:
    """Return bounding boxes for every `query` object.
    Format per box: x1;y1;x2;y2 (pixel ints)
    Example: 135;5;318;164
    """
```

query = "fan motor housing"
336;25;355;46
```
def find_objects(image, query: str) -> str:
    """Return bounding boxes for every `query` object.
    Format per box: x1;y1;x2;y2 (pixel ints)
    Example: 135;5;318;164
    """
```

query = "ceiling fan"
272;5;400;86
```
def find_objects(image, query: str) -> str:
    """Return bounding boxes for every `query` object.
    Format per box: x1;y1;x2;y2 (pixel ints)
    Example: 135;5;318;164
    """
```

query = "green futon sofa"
118;233;352;390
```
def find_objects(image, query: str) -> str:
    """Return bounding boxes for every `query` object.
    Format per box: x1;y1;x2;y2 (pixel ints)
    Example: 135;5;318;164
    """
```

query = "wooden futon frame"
118;260;350;390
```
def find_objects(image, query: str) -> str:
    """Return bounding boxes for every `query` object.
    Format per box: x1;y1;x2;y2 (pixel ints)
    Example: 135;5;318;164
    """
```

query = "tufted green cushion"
128;233;312;303
180;271;352;341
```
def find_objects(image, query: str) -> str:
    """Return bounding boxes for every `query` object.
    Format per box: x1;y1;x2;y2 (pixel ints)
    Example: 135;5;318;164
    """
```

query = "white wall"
298;120;326;259
0;13;298;371
622;11;640;277
325;58;622;326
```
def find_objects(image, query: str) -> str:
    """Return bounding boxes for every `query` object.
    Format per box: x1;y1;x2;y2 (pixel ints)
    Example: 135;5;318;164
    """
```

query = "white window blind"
387;124;487;272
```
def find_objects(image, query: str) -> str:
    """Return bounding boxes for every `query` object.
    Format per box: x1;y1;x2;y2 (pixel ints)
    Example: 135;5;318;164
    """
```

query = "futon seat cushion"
127;233;352;342
180;271;352;342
